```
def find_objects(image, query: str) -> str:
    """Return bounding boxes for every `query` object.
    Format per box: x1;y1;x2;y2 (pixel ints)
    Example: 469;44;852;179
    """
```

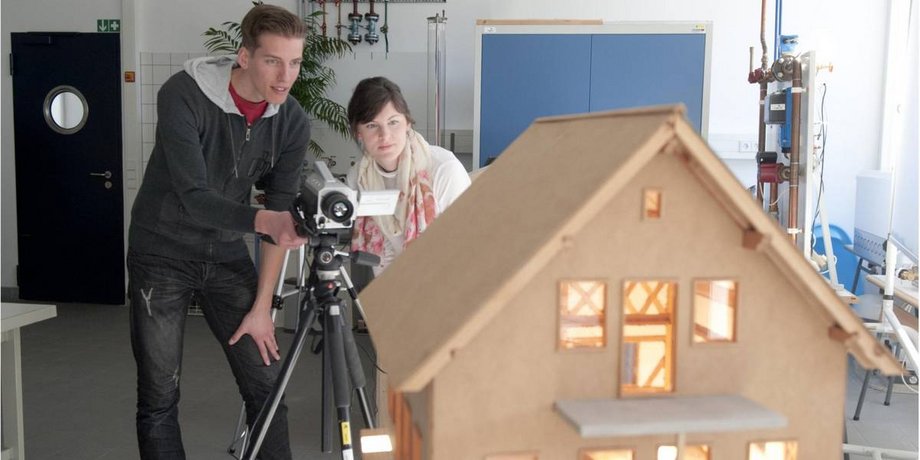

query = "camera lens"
321;192;354;224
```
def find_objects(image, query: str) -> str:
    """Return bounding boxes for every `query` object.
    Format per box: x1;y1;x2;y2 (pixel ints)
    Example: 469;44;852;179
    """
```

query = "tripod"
239;232;379;460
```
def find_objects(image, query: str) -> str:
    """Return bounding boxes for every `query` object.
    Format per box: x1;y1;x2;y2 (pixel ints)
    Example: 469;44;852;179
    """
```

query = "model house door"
11;32;124;304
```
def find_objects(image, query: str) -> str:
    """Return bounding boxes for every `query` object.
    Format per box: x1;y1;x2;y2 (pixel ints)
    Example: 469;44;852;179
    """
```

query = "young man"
127;5;309;459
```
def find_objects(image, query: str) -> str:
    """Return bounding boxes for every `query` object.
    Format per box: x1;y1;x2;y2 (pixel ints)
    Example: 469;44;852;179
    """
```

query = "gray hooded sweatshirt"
129;55;310;262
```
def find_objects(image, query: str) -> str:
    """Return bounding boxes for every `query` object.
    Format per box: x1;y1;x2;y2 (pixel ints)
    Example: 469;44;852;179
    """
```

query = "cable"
769;187;790;207
809;83;829;258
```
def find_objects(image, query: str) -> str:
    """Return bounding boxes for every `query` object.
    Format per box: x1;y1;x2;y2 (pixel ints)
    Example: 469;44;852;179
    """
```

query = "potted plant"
203;1;352;157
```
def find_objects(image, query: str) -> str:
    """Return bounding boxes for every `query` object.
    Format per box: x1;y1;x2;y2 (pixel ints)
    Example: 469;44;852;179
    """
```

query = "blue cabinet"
476;23;711;167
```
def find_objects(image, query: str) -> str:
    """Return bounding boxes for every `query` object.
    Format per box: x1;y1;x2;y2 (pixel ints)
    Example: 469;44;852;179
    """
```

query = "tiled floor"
17;302;376;460
844;355;919;457
12;302;919;459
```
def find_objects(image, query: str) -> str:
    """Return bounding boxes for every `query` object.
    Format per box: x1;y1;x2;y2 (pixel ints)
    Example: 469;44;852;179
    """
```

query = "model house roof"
361;105;901;392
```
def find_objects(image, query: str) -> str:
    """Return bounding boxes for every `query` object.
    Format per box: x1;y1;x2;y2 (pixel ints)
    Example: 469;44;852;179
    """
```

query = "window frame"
619;279;678;396
690;278;740;346
557;279;608;351
578;446;637;460
642;188;663;220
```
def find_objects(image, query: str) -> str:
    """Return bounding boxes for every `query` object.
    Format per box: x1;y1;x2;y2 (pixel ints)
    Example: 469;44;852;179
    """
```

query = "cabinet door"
480;34;591;166
590;34;706;133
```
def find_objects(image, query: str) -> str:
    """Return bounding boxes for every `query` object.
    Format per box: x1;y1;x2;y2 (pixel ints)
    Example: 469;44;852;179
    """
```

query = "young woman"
346;76;471;275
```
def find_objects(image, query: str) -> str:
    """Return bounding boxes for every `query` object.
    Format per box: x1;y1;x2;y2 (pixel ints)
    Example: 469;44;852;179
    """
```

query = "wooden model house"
360;106;901;460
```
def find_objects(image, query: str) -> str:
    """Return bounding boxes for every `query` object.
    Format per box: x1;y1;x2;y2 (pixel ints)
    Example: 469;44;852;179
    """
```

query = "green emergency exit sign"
97;19;121;32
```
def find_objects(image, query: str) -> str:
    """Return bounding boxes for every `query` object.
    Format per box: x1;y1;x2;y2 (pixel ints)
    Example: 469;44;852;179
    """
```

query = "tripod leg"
339;266;377;429
244;304;318;460
227;405;248;456
326;300;357;459
341;311;375;429
321;322;334;453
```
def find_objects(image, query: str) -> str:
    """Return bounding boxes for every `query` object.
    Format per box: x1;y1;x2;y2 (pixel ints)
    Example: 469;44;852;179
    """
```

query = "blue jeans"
127;250;291;460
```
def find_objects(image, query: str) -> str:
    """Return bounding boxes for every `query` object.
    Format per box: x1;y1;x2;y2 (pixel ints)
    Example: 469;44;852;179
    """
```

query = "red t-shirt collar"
228;83;268;126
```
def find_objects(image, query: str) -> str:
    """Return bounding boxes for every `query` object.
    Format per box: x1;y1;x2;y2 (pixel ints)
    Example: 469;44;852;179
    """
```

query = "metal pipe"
774;0;783;61
788;59;803;243
427;12;447;147
882;243;920;371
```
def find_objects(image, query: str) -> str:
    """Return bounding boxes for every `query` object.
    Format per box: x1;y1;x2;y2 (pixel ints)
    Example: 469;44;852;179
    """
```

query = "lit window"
581;448;635;460
389;390;422;460
693;280;738;343
658;444;710;460
621;280;676;394
644;189;662;219
559;281;607;349
748;440;798;460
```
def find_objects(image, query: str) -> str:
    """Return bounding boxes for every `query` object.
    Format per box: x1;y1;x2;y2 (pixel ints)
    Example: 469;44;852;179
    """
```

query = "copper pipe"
769;182;779;214
788;59;803;243
760;0;769;71
755;0;769;206
756;80;768;206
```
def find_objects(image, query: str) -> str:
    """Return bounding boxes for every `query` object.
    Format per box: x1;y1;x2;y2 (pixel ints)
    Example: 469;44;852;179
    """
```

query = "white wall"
1;0;901;288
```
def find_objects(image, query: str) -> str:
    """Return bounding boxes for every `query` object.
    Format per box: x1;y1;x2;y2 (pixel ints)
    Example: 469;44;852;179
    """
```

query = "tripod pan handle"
351;251;380;267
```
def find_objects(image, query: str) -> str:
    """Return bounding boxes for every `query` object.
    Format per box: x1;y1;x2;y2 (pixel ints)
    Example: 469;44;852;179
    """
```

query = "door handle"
90;171;112;179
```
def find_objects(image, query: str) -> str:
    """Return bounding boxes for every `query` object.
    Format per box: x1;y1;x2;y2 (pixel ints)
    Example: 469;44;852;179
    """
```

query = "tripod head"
306;233;379;280
300;231;379;335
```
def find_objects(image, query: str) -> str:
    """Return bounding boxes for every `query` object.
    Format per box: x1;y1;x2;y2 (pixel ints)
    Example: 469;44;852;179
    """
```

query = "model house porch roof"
555;394;787;438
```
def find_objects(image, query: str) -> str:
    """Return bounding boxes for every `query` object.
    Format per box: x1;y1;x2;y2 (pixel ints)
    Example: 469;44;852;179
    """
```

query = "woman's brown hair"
347;76;415;137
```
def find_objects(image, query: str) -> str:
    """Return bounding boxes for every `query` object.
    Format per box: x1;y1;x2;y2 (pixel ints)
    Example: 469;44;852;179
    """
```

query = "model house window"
693;280;738;343
621;280;676;394
559;280;607;349
580;448;635;459
643;189;662;219
748;440;798;460
658;444;711;460
389;390;422;460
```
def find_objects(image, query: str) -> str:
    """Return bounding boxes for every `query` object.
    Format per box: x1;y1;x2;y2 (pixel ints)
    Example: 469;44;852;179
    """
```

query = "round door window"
43;85;89;134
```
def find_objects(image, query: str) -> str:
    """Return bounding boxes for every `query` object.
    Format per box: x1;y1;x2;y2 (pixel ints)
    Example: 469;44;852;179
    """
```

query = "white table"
2;302;56;460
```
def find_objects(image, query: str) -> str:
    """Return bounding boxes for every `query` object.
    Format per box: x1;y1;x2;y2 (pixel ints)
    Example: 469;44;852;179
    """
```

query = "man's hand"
229;309;281;366
255;209;309;249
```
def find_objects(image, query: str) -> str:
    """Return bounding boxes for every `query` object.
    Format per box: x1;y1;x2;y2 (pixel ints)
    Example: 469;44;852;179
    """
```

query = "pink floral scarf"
351;130;437;257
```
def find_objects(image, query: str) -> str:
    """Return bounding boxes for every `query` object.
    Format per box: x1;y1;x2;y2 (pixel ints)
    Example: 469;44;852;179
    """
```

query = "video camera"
290;161;398;237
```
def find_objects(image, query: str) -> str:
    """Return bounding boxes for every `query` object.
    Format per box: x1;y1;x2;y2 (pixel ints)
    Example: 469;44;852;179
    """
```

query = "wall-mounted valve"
364;0;380;44
364;13;380;44
347;0;363;44
772;55;796;82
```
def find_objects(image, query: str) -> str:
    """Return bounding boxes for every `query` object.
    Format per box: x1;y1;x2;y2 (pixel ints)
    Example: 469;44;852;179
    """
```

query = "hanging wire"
809;83;829;259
